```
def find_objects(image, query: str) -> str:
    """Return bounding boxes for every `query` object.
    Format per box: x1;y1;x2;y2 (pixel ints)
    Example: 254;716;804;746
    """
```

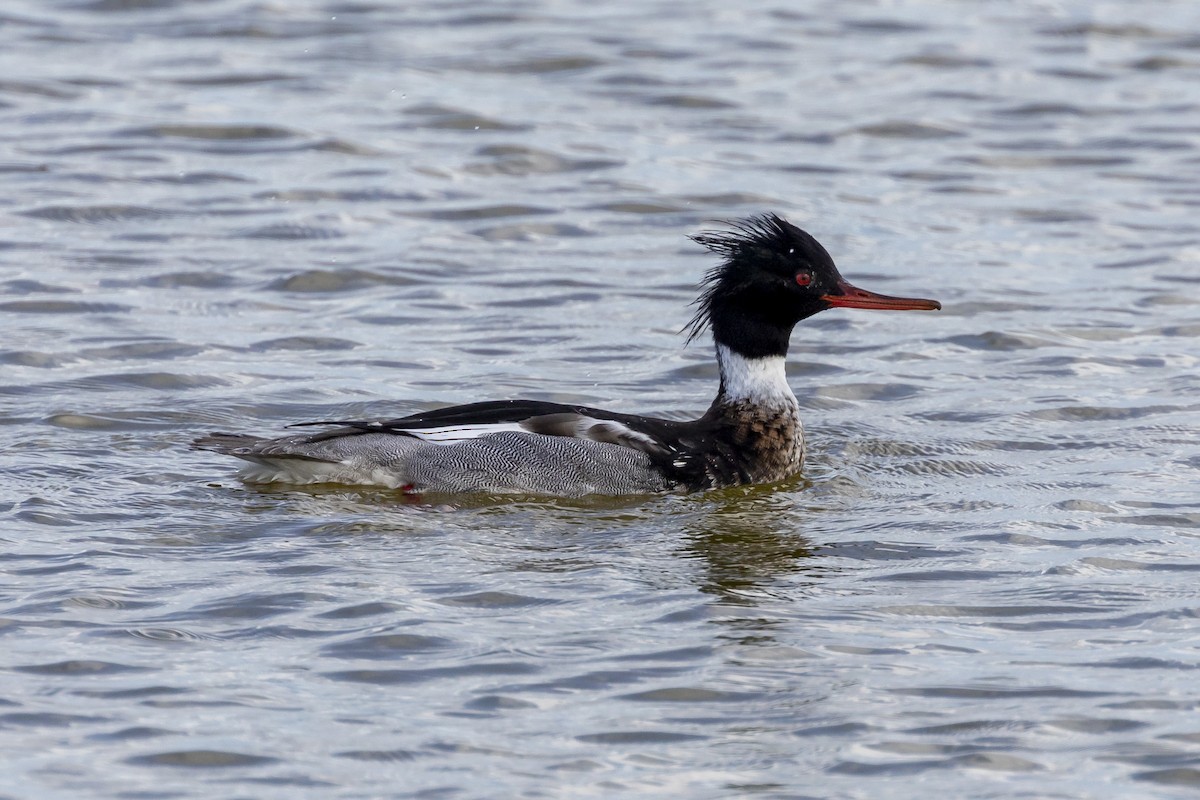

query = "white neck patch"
716;344;796;406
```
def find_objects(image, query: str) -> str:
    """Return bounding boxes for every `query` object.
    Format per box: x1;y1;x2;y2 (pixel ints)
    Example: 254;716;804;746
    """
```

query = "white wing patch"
395;415;669;456
397;422;533;445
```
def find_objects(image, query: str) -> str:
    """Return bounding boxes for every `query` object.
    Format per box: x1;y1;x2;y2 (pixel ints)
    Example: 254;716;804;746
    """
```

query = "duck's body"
194;215;939;496
193;344;802;494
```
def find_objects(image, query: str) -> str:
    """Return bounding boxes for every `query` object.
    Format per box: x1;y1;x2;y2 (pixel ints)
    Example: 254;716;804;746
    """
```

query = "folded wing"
286;399;680;459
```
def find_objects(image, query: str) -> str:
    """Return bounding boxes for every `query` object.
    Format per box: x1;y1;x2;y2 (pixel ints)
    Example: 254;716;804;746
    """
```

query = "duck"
193;214;941;495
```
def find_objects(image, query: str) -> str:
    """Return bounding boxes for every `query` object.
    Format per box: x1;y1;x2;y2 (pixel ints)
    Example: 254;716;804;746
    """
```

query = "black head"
686;214;940;358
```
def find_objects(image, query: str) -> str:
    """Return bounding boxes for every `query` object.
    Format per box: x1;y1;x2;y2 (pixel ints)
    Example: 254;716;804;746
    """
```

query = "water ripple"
3;1;1200;798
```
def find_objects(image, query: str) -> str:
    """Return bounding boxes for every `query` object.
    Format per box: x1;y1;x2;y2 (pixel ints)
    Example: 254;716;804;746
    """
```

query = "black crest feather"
684;213;810;344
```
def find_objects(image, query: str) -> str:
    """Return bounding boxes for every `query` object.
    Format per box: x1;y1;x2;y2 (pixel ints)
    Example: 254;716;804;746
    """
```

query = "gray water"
3;0;1200;797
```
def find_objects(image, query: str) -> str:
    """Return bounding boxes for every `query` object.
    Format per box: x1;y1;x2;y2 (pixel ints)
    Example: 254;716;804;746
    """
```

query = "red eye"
795;271;812;287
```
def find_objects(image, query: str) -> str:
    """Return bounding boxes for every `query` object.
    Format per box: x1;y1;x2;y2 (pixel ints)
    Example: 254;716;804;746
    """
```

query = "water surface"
3;1;1200;797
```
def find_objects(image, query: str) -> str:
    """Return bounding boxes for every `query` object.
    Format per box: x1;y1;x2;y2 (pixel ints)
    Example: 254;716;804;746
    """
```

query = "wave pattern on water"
1;0;1199;798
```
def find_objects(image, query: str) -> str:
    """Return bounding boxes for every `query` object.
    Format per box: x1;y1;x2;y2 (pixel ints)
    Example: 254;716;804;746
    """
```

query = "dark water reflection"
679;489;824;606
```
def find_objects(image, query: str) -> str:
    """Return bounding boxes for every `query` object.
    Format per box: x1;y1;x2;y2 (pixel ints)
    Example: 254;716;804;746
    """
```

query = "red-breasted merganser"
193;214;941;495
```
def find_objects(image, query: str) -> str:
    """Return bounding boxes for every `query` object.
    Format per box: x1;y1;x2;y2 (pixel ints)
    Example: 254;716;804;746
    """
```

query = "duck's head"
687;214;941;358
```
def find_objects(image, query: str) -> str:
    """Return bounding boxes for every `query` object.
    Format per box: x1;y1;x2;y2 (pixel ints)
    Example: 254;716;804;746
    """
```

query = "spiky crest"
684;213;820;344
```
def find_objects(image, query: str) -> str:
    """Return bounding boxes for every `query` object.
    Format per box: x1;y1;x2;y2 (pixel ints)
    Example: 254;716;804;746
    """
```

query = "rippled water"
3;0;1200;797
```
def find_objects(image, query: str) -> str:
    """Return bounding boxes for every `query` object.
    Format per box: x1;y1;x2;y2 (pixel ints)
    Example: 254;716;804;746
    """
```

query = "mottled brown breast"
727;402;805;484
685;400;805;489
